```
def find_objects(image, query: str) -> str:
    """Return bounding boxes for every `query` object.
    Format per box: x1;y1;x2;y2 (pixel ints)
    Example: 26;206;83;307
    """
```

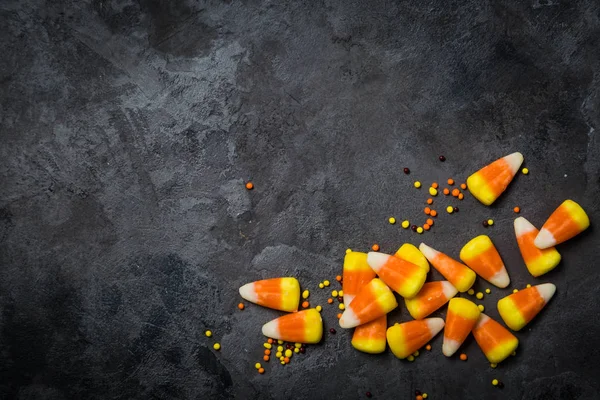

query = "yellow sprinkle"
346;248;352;254
275;351;282;358
492;379;499;386
490;363;497;368
402;220;410;229
522;167;529;175
446;206;454;214
476;292;484;299
467;289;475;295
277;346;283;352
295;343;302;348
205;330;213;337
279;356;285;361
338;290;344;296
422;394;428;399
416;227;424;234
332;290;338;297
319;283;324;289
285;349;292;357
277;340;283;345
294;348;299;353
513;289;519;293
511;351;516;356
263;343;272;349
413;351;420;357
255;363;262;369
280;361;285;365
526;284;532;288
478;304;485;312
407;355;415;362
316;305;322;312
213;343;221;351
487;219;494;226
302;290;310;299
414;181;422;188
324;280;330;287
339;303;345;310
429;187;438;196
389;217;396;224
485;288;491;294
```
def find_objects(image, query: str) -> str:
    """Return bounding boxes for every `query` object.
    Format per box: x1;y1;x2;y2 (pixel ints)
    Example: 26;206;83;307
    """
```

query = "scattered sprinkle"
427;198;434;205
478;305;485;312
255;362;262;369
513;206;521;213
513;289;518;293
366;392;372;398
427;218;434;226
294;348;299;353
265;348;271;355
526;284;531;288
402;220;410;229
263;355;269;361
339;303;345;310
316;305;322;312
302;290;310;299
468;289;475;295
284;356;290;363
336;275;342;282
458;193;464;200
446;206;454;214
285;349;293;357
338;296;344;302
424;207;431;215
512;351;516;356
487;219;494;226
245;182;254;190
275;351;282;358
425;344;431;351
389;217;396;224
238;303;245;310
485;288;491;294
417;396;423;400
447;178;455;185
329;328;337;334
522;168;529;175
460;353;468;361
404;167;410;174
339;290;344;296
423;224;430;231
429;187;438;196
443;188;450;195
407;355;415;361
417;227;424;234
295;343;302;348
413;350;420;357
213;343;221;351
412;225;418;232
337;313;342;319
490;363;497;368
452;188;460;197
302;301;309;308
324;280;331;287
423;394;428;399
482;220;489;227
492;379;499;386
476;292;484;300
328;298;333;304
258;367;265;374
372;244;380;251
439;155;446;162
277;346;284;352
332;290;338;297
264;343;272;349
414;181;422;188
430;210;438;217
432;182;439;189
454;206;459;212
319;283;324;289
205;330;213;337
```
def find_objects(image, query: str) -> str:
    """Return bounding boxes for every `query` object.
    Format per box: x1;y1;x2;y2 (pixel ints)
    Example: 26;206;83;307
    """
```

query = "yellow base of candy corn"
395;243;430;272
467;173;497;206
497;299;527;331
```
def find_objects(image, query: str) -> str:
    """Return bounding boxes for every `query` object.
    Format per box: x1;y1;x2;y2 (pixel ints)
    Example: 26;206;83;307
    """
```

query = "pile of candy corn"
236;152;590;391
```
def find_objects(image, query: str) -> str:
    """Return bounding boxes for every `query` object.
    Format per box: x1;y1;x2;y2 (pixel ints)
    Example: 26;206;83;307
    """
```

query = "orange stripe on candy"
474;318;515;355
445;310;476;342
400;320;431;349
350;285;386;323
377;257;422;292
467;245;503;281
254;279;284;309
509;288;545;322
277;311;307;342
432;253;470;282
543;204;582;245
476;158;512;197
344;269;376;297
517;230;542;264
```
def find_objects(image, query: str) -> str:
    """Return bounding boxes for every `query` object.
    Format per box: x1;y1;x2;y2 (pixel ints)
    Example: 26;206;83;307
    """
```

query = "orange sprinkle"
460;353;468;361
238;303;245;310
443;188;450;195
426;198;433;205
423;224;430;231
514;206;521;213
427;218;434;226
267;338;273;344
336;275;342;282
452;188;460;197
424;207;431;215
460;183;467;190
447;178;455;185
337;313;342;319
430;210;438;217
431;182;439;189
302;301;309;308
328;298;334;304
425;344;432;351
245;182;254;190
458;193;464;200
263;355;269;361
258;367;265;374
265;349;271;355
284;357;290;363
417;396;424;400
372;244;380;251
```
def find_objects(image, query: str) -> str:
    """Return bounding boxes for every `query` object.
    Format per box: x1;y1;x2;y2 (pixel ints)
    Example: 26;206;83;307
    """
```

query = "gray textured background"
1;0;599;399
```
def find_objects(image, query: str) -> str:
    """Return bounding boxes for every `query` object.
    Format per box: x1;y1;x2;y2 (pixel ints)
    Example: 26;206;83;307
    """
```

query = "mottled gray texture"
1;0;599;399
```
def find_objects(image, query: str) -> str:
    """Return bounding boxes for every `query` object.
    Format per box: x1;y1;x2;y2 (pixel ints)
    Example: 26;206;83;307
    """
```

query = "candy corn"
405;281;457;320
466;152;524;205
443;298;480;357
339;278;398;329
351;315;387;354
262;309;323;344
367;252;427;298
239;277;300;312
343;252;376;304
387;318;445;359
472;313;518;364
514;217;561;277
534;200;590;249
395;243;430;272
459;235;510;288
419;243;476;292
497;283;556;331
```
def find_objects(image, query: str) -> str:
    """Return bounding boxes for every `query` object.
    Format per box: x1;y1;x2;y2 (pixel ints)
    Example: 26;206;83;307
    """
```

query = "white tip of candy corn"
367;252;389;274
419;243;439;260
488;270;510;288
474;313;491;329
427;318;445;336
534;228;556;249
343;294;355;305
504;152;524;174
339;307;360;329
261;319;280;338
441;281;459;299
238;282;258;303
443;339;461;357
537;283;556;303
514;217;536;235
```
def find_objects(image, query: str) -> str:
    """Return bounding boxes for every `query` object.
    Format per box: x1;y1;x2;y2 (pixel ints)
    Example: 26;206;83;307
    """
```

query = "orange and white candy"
351;315;387;354
514;217;561;277
472;313;519;364
262;308;323;343
367;252;427;298
395;243;430;272
343;252;376;304
535;200;590;249
387;318;445;359
459;235;510;288
443;298;480;357
339;278;398;329
405;281;457;320
419;243;476;292
239;277;300;312
466;152;524;205
497;283;556;331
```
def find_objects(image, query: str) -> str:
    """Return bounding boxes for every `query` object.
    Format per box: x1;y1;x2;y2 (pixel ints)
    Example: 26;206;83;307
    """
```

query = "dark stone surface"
1;0;599;399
